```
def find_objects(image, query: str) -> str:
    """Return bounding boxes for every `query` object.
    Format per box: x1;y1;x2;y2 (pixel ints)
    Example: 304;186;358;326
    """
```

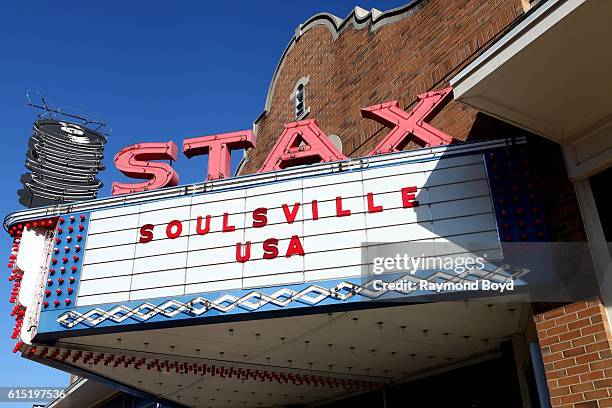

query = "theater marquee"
5;136;539;341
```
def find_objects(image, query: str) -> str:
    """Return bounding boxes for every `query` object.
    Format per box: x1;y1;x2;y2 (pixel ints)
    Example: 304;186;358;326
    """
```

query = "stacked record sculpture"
18;119;107;208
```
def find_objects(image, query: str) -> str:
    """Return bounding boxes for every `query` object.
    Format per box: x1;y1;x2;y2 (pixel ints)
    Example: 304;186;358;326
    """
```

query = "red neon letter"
259;120;347;172
252;208;268;228
196;215;211;235
166;220;183;239
367;193;383;213
139;224;154;243
112;142;179;196
311;200;319;221
282;203;300;224
335;197;351;217
401;186;419;208
263;238;279;259
236;242;251;263
183;130;255;180
362;87;455;155
222;213;236;232
285;235;305;258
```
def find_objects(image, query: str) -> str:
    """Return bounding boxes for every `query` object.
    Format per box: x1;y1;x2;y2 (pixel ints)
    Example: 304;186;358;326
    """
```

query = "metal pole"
530;342;552;408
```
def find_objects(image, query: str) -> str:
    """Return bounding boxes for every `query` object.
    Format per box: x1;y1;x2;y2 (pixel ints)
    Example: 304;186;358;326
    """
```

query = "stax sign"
138;187;419;263
112;87;454;195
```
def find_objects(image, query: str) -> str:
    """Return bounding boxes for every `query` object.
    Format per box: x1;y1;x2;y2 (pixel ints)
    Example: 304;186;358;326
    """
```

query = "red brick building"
236;0;612;406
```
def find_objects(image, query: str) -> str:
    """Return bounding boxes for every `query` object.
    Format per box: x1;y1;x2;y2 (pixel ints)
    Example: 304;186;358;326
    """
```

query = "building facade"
5;1;611;407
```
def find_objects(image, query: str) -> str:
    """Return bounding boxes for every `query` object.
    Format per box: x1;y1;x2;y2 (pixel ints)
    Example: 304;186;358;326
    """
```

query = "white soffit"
451;0;612;143
51;301;527;408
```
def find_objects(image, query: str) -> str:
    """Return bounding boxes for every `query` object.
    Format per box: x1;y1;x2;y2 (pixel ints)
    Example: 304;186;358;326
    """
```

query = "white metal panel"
303;198;366;231
191;188;246;205
71;152;501;305
262;205;306;225
243;271;304;288
130;286;185;301
245;180;303;209
188;199;246;234
89;205;141;221
80;260;134;280
243;221;303;245
187;246;236;268
304;248;363;271
361;161;427;180
302;180;363;203
366;222;436;242
139;196;191;212
185;263;242;284
87;213;140;235
427;180;490;202
185;279;243;294
83;244;136;264
362;173;428;195
86;228;139;249
430;196;493;219
134;236;189;258
431;213;496;236
421;154;483;172
422;163;486;186
364;206;427;229
303;229;367;253
243;255;304;278
130;269;186;291
187;229;244;251
304;265;363;282
133;252;187;274
78;275;132;297
302;170;362;188
77;292;130;306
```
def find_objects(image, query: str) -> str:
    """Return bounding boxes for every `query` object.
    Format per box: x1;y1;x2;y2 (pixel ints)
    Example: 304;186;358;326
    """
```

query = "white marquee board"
76;153;498;307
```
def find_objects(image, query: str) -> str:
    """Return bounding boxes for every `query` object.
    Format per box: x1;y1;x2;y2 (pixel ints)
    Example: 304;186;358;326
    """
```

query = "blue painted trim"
37;261;531;341
39;277;366;335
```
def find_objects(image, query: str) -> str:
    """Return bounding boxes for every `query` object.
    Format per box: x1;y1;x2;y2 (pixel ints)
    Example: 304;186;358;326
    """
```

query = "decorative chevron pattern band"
57;264;520;329
57;282;362;328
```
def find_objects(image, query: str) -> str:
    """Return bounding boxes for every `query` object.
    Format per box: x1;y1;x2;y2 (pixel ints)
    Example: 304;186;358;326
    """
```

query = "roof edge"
254;1;426;127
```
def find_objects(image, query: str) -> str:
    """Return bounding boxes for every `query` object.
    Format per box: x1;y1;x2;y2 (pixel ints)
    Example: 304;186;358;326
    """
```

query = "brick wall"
240;1;610;406
536;299;612;407
243;0;525;173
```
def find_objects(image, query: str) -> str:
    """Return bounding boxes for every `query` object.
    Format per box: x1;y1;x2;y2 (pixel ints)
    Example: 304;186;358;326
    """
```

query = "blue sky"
0;0;409;405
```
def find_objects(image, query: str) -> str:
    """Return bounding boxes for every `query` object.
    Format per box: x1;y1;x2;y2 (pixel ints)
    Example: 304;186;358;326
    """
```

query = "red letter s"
139;224;154;243
263;238;279;259
252;208;268;228
112;142;180;196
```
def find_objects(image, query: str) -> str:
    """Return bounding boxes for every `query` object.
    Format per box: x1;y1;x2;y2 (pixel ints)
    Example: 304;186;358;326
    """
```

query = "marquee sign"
110;88;454;194
3;136;545;343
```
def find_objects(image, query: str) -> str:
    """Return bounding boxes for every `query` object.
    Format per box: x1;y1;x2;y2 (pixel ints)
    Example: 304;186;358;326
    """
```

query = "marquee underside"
25;300;527;407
